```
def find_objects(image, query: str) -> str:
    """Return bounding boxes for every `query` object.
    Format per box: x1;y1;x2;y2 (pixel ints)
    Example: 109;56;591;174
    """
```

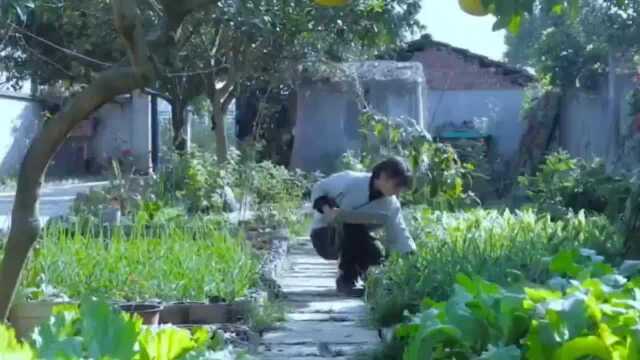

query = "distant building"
397;34;534;165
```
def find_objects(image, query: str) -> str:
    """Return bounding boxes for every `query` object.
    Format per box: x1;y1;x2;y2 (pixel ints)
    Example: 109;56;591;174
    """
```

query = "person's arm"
310;172;349;214
313;195;338;214
384;201;416;254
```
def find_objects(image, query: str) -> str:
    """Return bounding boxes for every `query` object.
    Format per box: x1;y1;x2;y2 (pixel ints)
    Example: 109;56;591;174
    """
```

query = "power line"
8;22;112;67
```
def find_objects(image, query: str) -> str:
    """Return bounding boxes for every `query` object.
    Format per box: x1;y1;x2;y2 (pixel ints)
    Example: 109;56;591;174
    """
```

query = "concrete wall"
91;91;152;173
558;73;637;172
291;77;424;173
0;93;41;178
0;91;152;177
425;89;526;162
559;88;610;161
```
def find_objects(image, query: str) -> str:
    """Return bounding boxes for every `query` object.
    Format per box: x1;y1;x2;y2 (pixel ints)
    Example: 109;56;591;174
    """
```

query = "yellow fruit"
314;0;349;7
458;0;489;16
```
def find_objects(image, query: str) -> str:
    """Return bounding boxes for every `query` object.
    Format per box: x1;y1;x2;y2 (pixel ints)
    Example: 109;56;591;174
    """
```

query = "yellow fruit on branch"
314;0;349;7
458;0;489;16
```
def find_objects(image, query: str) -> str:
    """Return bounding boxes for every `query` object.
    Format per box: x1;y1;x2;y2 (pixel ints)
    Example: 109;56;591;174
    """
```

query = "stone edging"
257;229;290;300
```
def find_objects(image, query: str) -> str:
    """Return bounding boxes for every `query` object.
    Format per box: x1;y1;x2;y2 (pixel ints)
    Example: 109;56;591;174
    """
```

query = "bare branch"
113;0;154;82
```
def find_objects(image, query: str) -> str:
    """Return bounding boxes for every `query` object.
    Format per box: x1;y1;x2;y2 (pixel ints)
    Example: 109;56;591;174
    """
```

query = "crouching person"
309;157;416;297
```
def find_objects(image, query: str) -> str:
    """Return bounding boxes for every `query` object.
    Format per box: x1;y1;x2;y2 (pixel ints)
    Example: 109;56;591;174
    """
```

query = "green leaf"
32;309;83;359
80;299;138;360
545;294;591;339
0;325;35;360
551;336;612;360
403;324;463;360
138;327;199;360
524;287;562;304
549;250;582;277
507;15;521;34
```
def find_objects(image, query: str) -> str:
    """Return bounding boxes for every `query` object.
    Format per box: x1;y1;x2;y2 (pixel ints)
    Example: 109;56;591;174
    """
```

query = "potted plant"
118;303;163;325
8;285;74;339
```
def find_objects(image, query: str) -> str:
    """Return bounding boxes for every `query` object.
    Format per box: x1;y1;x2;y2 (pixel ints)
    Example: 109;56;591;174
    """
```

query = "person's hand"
323;206;340;223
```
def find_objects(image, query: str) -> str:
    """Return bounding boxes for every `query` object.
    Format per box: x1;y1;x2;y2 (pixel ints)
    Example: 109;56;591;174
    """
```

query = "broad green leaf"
524;287;562;304
545;295;590;339
32;310;83;359
403;325;462;360
551;336;612;360
138;327;197;360
525;320;555;359
80;299;138;360
0;325;35;360
550;250;581;277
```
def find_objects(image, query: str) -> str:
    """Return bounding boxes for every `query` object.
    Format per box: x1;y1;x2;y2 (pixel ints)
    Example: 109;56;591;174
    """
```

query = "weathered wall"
91;91;152;173
0;91;152;177
0;93;41;178
559;72;637;172
290;61;425;173
425;89;526;162
409;44;532;90
559;88;610;161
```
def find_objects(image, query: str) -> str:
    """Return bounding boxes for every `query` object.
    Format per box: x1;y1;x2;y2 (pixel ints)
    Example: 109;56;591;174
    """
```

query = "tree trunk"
0;68;147;321
171;100;188;152
212;104;227;163
0;0;155;321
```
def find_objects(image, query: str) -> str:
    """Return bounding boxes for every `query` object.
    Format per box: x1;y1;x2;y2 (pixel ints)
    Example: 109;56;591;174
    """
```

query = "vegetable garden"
2;0;640;359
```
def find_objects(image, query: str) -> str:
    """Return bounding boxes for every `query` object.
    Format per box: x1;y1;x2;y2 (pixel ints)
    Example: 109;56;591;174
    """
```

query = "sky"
417;1;507;61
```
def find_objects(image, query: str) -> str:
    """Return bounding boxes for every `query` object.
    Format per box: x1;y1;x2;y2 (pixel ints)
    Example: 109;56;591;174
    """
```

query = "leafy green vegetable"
366;208;623;327
0;324;34;360
4;298;240;359
392;249;640;360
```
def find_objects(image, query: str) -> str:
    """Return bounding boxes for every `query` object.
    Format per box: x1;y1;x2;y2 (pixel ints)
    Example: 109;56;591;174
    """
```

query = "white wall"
425;89;526;162
90;92;152;173
0;94;41;178
559;89;610;162
0;90;153;177
559;74;638;171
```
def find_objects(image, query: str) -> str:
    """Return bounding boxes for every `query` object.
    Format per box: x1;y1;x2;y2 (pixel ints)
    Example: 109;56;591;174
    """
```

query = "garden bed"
363;206;628;359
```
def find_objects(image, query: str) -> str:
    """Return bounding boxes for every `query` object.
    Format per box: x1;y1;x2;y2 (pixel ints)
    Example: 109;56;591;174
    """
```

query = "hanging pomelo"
458;0;489;16
314;0;349;7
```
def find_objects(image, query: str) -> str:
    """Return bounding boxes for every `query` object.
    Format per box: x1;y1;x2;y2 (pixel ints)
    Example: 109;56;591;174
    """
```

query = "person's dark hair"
371;157;412;188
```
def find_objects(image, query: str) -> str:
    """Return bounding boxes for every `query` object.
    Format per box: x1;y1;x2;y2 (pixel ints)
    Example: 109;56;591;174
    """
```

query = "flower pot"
8;301;72;339
159;302;205;325
119;303;163;325
188;303;231;324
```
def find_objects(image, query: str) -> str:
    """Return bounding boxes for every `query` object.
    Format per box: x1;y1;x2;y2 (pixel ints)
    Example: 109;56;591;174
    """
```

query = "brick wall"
411;46;527;91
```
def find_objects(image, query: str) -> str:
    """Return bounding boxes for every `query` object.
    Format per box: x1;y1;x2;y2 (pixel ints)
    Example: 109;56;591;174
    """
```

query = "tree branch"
0;0;162;321
0;66;145;320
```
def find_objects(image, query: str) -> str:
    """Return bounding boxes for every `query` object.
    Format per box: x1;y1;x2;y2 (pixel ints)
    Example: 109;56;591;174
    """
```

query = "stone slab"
262;320;377;345
259;343;371;358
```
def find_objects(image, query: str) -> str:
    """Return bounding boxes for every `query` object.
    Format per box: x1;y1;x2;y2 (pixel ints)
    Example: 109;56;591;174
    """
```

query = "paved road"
0;181;108;231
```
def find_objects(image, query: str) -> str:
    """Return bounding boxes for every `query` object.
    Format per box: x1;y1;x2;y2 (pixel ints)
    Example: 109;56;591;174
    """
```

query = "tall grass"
366;208;624;327
22;218;259;303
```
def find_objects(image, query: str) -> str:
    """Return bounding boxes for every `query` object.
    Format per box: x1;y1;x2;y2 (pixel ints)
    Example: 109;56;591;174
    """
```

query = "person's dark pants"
311;224;383;286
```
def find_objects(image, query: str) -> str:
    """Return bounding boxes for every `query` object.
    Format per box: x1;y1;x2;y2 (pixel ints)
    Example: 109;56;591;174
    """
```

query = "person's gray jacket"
310;171;416;254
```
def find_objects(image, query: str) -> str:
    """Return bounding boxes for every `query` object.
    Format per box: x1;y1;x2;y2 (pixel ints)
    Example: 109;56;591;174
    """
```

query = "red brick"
411;47;527;90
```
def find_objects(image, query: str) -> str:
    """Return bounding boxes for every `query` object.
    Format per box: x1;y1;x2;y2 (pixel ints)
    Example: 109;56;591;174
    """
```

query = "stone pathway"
259;241;378;359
